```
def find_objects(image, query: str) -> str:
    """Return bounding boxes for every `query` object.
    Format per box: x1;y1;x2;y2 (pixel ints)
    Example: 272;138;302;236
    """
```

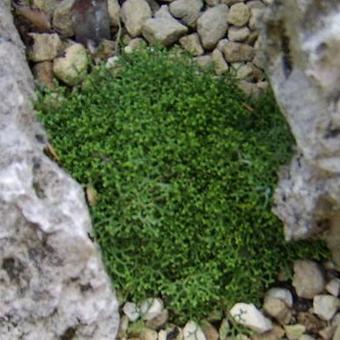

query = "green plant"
36;48;328;322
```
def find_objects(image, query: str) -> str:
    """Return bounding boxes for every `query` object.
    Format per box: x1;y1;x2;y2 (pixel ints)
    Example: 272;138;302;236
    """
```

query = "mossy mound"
36;48;328;322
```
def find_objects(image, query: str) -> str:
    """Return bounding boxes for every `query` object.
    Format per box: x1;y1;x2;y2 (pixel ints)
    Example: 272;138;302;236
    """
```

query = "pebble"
123;302;140;322
263;297;292;324
313;295;339;321
266;287;294;308
179;33;204;56
325;278;340;296
183;321;206;340
227;3;250;27
230;303;273;333
201;320;219;340
284;324;306;340
292;260;325;299
146;309;169;330
140;298;164;321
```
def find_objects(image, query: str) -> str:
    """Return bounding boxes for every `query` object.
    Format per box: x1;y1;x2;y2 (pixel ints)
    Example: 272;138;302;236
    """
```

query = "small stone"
217;38;229;51
246;0;265;9
140;298;164;321
201;320;219;340
230;303;272;333
142;17;188;46
123;302;140;322
179;33;204;56
53;43;88;85
238;80;259;97
332;313;340;326
252;324;285;340
263;297;291;324
155;5;173;18
326;278;340;296
248;8;263;30
107;0;120;26
247;31;259;45
284;324;306;340
319;326;336;340
219;318;230;340
222;42;255;62
292;260;325;299
93;39;115;61
227;3;250;27
146;309;169;330
334;325;340;340
28;33;62;62
228;26;250;42
299;336;316;340
262;0;273;5
266;287;294;308
169;0;203;27
53;0;75;37
159;326;183;340
33;61;54;88
183;321;206;340
118;315;129;339
121;0;152;37
212;48;229;75
141;328;158;340
313;295;339;321
235;62;254;80
124;38;147;54
194;55;213;69
297;312;326;334
197;5;229;49
257;81;269;92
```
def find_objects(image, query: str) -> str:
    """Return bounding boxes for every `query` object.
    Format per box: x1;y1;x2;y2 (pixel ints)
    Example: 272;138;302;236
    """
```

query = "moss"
36;48;328;322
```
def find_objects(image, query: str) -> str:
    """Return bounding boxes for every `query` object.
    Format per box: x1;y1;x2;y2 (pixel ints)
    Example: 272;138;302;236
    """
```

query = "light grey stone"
212;48;229;75
155;5;173;18
53;43;88;85
326;278;340;297
0;2;119;338
107;0;120;26
121;0;152;37
123;302;140;321
28;33;61;62
263;297;292;324
183;321;206;340
222;41;254;62
227;3;250;26
292;260;325;299
266;287;293;308
197;5;229;49
140;298;164;321
230;303;273;333
284;325;306;340
169;0;203;27
228;26;250;42
194;54;213;69
142;17;188;46
179;33;204;56
313;295;340;321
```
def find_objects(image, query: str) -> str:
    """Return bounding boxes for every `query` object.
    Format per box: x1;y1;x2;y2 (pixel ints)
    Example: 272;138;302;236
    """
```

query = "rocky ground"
118;260;340;340
14;0;270;95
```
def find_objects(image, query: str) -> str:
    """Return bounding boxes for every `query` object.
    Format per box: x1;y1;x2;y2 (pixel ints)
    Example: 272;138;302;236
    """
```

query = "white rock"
179;33;204;56
313;295;339;321
123;302;140;321
227;3;250;26
292;260;325;299
140;298;164;321
228;26;250;42
230;303;273;333
142;17;188;46
121;0;152;37
183;321;206;340
197;5;229;49
169;0;203;27
0;2;119;337
266;287;294;308
326;278;340;297
28;33;62;62
53;43;88;86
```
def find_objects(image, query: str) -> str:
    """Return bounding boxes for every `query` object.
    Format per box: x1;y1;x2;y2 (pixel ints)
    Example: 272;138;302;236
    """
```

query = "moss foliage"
36;48;328;321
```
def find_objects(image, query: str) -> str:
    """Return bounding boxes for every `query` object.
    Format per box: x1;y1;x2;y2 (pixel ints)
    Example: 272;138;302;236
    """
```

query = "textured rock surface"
262;0;340;265
0;1;119;338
